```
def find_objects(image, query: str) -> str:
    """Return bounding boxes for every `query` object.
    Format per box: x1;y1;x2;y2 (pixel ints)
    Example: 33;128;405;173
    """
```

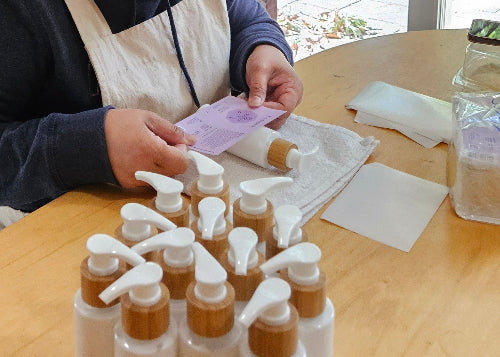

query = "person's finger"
149;139;190;176
145;113;197;145
247;70;269;107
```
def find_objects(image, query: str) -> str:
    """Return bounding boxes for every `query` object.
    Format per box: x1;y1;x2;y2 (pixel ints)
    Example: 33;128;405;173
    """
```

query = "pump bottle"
99;262;177;357
114;202;177;262
135;170;191;227
187;151;230;218
178;242;242;356
266;205;308;260
260;243;335;357
132;227;195;323
232;177;293;252
220;227;264;316
238;277;306;357
227;126;316;172
74;234;146;357
191;197;232;262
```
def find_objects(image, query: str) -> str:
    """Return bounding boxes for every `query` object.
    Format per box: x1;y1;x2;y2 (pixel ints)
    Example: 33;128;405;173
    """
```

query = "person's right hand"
104;108;196;187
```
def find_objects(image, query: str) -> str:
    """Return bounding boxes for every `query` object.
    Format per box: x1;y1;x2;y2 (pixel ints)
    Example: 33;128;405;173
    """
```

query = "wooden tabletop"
2;29;500;356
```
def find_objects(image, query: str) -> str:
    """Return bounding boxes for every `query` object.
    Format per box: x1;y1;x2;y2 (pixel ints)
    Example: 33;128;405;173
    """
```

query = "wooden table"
2;29;500;356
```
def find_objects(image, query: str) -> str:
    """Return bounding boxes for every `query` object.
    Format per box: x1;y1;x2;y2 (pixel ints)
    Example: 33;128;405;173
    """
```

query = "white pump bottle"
191;196;232;262
266;205;308;260
132;227;196;323
115;203;177;262
135;170;191;227
99;262;177;357
220;227;264;317
232;177;293;253
178;242;242;356
187;151;230;217
260;243;335;357
238;277;306;357
227;126;317;172
74;234;146;357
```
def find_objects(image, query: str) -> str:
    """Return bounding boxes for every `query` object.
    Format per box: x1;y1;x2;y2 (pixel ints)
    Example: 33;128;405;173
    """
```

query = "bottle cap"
99;262;163;307
238;277;291;327
259;242;321;286
192;242;227;303
273;205;303;248
86;234;146;276
285;146;318;173
197;197;226;240
120;203;177;242
188;151;224;194
239;177;293;215
132;227;195;268
227;227;259;275
135;171;184;213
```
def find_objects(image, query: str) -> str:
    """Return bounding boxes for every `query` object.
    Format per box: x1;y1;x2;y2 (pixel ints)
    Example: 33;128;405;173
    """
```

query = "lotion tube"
74;234;146;357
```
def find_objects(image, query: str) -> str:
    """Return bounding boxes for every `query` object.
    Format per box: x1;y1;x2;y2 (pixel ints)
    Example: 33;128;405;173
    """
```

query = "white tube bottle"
114;202;177;262
191;197;232;263
260;243;335;357
220;227;264;317
178;242;242;357
132;227;196;324
238;277;307;357
99;262;177;357
227;126;316;172
74;234;146;357
187;151;230;218
266;205;308;260
135;170;191;228
232;177;293;253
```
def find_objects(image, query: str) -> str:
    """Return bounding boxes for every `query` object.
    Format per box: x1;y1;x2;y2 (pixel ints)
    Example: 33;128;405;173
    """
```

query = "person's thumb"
147;113;197;145
247;71;268;107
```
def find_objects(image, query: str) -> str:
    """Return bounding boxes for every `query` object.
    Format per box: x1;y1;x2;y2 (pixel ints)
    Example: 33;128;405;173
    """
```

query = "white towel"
0;206;28;230
175;114;379;224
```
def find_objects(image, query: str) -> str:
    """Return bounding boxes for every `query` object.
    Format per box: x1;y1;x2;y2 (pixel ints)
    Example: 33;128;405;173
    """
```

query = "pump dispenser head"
132;228;195;268
285;146;318;173
135;171;184;213
238;277;291;327
273;205;303;248
197;197;226;240
239;177;293;215
259;242;321;285
228;227;259;275
120;203;177;242
188;151;224;194
87;234;146;276
192;242;227;303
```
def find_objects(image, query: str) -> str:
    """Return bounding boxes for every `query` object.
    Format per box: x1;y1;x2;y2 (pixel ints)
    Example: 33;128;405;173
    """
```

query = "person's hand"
246;44;303;129
104;108;196;187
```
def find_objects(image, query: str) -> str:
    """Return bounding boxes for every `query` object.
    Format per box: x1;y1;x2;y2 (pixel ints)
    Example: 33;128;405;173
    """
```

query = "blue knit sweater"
0;0;292;211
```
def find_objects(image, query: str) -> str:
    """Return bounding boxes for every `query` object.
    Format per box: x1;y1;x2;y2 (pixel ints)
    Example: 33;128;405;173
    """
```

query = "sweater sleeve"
0;3;117;212
227;0;294;93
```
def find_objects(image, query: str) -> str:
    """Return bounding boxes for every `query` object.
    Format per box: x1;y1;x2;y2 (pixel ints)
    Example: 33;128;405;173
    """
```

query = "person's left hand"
246;44;303;129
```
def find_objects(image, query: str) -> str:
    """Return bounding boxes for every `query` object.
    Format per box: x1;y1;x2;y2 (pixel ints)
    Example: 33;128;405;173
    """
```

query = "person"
0;0;303;228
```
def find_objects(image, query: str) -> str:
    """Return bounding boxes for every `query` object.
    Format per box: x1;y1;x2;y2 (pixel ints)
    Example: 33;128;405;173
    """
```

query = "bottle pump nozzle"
285;146;318;173
135;171;184;213
238;277;291;327
120;203;177;242
239;177;293;215
197;197;226;240
188;151;224;194
273;205;303;248
86;234;146;276
259;242;321;286
132;228;195;268
192;242;227;303
227;227;259;275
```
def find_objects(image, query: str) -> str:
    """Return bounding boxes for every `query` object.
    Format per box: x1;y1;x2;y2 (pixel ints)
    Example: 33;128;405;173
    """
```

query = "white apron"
0;0;232;230
64;0;232;122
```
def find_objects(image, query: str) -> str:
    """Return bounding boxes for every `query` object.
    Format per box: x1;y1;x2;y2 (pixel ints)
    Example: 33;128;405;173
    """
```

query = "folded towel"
346;81;452;148
176;113;379;224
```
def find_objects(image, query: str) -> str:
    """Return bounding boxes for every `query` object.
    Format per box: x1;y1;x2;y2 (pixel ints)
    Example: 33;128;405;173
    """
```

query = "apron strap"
63;0;112;43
